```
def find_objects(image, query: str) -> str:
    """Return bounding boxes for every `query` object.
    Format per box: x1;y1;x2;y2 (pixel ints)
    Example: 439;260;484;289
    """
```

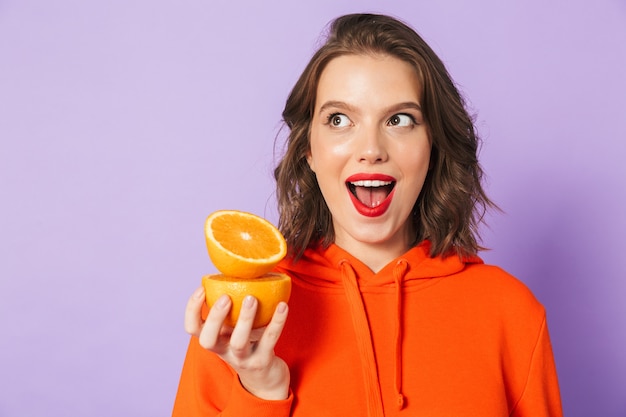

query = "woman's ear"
428;142;436;170
306;151;315;173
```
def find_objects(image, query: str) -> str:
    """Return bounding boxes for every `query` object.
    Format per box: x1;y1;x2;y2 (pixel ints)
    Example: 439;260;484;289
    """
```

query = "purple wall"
1;0;624;415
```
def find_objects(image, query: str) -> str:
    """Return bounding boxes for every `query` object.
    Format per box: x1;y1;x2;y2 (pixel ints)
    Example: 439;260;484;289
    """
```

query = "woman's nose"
357;128;388;164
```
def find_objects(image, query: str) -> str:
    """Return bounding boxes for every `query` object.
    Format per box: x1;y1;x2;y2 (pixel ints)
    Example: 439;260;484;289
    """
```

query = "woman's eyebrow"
318;100;358;115
384;101;422;113
318;100;422;115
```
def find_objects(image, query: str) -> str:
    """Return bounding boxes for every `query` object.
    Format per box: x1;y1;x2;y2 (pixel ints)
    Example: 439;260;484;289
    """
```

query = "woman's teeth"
349;180;393;187
348;180;395;208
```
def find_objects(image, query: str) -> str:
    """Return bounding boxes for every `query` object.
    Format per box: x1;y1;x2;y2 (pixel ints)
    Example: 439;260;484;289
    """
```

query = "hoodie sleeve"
172;336;293;417
510;316;563;417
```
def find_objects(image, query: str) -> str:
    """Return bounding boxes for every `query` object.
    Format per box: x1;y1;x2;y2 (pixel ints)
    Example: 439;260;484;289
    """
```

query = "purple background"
1;0;624;415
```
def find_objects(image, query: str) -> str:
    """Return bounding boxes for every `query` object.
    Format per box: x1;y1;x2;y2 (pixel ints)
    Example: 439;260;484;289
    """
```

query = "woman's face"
307;54;431;260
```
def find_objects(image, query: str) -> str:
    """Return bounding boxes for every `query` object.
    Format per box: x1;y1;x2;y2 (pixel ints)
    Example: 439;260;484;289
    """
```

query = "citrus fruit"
205;210;287;279
202;272;292;328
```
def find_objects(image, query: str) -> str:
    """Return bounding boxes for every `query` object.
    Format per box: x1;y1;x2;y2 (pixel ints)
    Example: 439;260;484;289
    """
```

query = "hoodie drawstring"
393;259;409;409
340;261;385;417
340;259;409;415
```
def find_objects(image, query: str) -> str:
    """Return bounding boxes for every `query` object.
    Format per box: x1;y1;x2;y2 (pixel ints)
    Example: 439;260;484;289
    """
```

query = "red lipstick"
345;173;396;217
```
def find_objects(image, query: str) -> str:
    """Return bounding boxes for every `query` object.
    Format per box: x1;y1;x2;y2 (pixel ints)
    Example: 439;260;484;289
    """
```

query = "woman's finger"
198;294;232;350
255;302;289;357
183;286;206;336
228;295;258;358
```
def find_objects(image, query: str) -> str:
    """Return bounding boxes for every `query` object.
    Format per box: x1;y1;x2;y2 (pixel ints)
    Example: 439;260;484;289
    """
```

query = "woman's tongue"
354;186;388;208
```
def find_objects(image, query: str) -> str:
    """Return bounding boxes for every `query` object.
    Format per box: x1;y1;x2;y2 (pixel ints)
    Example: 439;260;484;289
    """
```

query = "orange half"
202;272;292;328
205;210;287;279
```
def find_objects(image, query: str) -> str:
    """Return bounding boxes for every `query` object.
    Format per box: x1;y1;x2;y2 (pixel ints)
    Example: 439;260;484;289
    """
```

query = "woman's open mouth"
345;174;396;217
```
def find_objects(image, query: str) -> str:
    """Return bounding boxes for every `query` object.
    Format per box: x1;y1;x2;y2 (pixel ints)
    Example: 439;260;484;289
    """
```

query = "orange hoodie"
173;241;563;416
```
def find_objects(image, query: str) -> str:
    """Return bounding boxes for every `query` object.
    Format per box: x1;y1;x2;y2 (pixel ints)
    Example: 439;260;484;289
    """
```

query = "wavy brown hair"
274;13;496;260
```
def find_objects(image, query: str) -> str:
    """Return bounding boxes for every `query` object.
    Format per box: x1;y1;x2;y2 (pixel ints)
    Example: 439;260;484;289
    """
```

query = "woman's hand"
184;286;290;400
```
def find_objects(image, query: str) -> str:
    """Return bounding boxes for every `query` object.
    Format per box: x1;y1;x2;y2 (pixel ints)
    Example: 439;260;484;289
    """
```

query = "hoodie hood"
277;240;483;288
276;240;483;416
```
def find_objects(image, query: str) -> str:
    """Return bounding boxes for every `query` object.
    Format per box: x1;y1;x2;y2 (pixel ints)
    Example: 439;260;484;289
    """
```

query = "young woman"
174;13;563;416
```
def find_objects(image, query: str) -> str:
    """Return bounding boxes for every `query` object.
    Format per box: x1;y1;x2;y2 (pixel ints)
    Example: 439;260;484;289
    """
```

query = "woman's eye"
388;114;414;127
327;113;351;127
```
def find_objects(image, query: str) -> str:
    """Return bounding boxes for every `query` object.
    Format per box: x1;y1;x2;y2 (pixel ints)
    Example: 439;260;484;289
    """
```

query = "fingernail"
277;302;287;314
216;294;230;308
193;287;205;299
243;295;255;309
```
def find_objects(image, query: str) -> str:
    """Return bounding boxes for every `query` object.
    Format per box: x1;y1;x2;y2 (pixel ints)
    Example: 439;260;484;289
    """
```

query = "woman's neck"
335;237;411;273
